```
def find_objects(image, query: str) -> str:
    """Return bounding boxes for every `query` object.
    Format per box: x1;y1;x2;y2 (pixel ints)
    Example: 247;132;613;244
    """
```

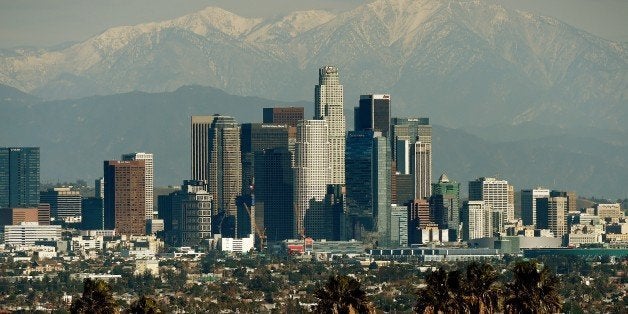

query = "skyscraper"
122;152;154;220
412;141;432;200
40;187;81;221
0;147;40;208
521;188;550;227
104;160;146;235
191;115;215;182
390;117;431;164
314;66;345;185
208;115;242;237
294;119;330;239
263;107;304;127
160;180;213;246
95;177;104;198
536;197;567;238
254;148;294;241
81;197;104;230
469;177;511;233
345;130;391;244
430;173;460;234
355;94;391;137
461;200;492;241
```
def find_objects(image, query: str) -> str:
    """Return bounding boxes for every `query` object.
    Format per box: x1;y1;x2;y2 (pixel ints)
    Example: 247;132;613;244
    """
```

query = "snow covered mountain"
1;0;626;130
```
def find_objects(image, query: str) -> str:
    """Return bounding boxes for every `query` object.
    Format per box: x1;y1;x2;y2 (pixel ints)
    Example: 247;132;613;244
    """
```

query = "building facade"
104;160;146;235
40;187;82;222
0;147;40;208
263;107;304;127
469;177;511;233
521;188;550;227
536;196;567;238
190;115;215;182
430;173;460;235
354;94;391;137
462;200;492;241
122;152;154;220
314;66;345;185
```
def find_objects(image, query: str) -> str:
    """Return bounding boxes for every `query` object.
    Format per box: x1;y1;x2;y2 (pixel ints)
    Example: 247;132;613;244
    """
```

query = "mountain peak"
178;6;263;37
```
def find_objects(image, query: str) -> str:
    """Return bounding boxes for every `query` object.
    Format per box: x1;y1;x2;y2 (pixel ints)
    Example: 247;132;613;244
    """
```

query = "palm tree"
505;260;562;314
314;275;374;314
464;262;501;314
414;268;465;314
127;295;162;314
70;278;118;314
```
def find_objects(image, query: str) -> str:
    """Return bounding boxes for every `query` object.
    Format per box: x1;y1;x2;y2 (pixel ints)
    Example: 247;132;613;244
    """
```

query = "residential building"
469;177;511;233
104;160;146;235
462;201;492;241
122;152;154;220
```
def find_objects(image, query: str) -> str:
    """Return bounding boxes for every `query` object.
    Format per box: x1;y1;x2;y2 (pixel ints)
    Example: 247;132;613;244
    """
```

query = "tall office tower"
390;117;431;163
390;204;408;247
40;187;82;221
95;177;104;198
207;115;242;237
0;147;40;208
191;115;215;182
161;180;213;246
536;197;567;238
122;152;154;220
81;197;104;230
550;190;577;213
354;94;391;137
521;188;550;227
461;200;492;241
294;119;330;239
345;130;391;244
412;141;432;199
325;184;346;241
263;107;304;127
408;198;431;245
254;148;294;241
103;160;146;235
314;66;346;185
430;174;460;233
507;184;515;222
240;123;291;197
469;177;510;233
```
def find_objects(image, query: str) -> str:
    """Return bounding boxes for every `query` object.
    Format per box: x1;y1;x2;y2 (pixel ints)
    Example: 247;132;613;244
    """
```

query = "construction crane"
242;201;267;251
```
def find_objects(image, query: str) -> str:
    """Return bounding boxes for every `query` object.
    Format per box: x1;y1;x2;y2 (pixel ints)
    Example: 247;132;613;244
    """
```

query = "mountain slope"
0;0;625;131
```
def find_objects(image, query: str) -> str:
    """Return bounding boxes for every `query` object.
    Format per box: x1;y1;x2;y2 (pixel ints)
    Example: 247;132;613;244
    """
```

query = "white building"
462;201;492;241
122;152;154;220
521;188;550;227
71;235;104;252
221;234;255;253
469;177;512;233
294;119;330;238
595;203;623;220
3;222;62;246
314;66;345;185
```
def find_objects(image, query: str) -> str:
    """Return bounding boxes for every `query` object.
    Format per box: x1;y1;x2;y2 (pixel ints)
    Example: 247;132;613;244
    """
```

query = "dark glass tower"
0;147;40;208
355;94;391;137
430;173;460;239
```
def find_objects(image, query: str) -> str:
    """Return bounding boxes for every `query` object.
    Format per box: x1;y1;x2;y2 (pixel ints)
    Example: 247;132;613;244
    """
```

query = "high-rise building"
104;160;146;235
4;222;62;247
240;123;291;197
0;207;39;226
550;190;577;213
390;204;408;247
40;187;82;221
521;188;550;227
536;197;567;238
191;115;215;182
430;173;460;233
394;173;414;206
469;177;511;233
461;200;492;241
412;141;432;200
390;117;430;164
294;119;330;239
95;177;104;198
408;198;431;245
314;66;345;185
122;152;154;220
208;115;242;237
263;107;304;127
345;130;391;244
161;180;213;246
354;94;391;137
325;184;346;241
0;147;40;208
37;203;50;225
254;148;294;241
81;197;104;230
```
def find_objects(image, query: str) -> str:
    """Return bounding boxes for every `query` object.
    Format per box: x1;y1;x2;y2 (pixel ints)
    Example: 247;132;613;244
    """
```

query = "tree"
464;263;501;314
505;261;562;314
127;295;162;314
314;275;374;314
70;278;118;314
414;268;465;314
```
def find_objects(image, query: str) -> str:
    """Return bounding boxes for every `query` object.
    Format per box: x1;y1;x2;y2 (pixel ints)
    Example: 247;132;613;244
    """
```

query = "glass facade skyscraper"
0;147;40;208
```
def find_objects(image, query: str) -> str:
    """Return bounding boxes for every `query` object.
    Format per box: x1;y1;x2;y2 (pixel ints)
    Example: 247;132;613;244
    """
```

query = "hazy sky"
0;0;626;49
